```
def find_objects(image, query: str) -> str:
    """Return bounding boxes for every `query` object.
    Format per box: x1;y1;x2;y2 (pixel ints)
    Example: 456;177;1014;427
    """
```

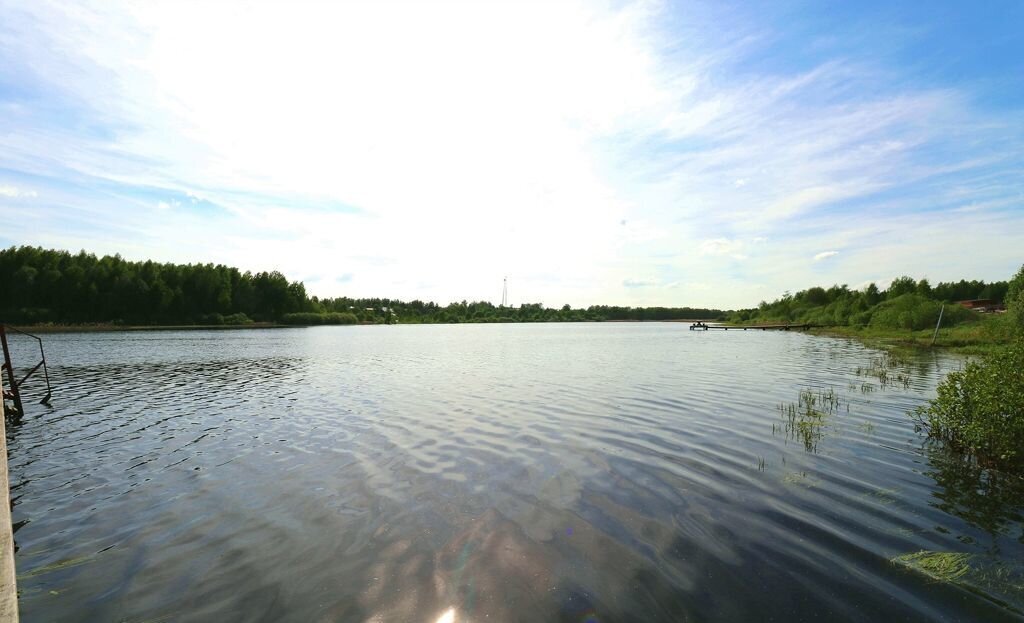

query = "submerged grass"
861;486;898;505
892;551;972;582
892;550;1024;612
777;387;842;452
782;471;820;487
18;554;95;579
855;351;912;389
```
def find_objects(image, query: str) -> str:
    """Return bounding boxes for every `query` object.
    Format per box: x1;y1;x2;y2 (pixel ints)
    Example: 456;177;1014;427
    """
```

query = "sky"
1;0;1022;310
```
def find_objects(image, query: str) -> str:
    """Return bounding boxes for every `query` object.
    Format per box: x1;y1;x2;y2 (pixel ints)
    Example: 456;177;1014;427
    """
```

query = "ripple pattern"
5;324;1024;622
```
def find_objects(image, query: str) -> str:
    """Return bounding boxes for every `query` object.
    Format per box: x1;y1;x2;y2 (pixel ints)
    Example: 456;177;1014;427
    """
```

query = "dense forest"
0;246;723;326
729;274;1014;330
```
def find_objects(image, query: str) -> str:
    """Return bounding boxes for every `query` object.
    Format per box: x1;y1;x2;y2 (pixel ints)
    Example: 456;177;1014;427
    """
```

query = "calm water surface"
6;324;1024;622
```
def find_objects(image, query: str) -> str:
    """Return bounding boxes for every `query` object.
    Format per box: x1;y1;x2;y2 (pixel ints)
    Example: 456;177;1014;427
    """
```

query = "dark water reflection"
5;324;1024;622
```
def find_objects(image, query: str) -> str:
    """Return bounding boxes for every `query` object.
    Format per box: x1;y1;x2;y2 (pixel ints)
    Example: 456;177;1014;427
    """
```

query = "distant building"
957;299;1005;313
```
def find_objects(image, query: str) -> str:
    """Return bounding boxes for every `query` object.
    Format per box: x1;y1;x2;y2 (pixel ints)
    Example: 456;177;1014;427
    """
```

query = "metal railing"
0;325;52;419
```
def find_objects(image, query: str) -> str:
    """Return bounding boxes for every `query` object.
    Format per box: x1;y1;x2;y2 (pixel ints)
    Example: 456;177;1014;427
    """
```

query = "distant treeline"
301;299;723;324
0;246;310;325
730;275;1012;330
0;246;723;326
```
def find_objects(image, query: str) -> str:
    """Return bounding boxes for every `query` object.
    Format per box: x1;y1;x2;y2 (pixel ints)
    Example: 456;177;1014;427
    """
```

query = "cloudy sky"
1;0;1021;309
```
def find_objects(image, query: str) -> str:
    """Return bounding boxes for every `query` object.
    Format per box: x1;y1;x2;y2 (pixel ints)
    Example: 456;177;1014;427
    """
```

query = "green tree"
887;276;917;298
1007;264;1024;331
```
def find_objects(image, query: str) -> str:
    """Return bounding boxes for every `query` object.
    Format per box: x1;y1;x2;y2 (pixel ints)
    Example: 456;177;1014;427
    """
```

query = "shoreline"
7;319;721;333
8;323;289;334
7;321;1011;355
806;324;1009;356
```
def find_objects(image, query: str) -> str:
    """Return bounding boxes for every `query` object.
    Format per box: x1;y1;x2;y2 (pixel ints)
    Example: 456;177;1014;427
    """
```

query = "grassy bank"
807;315;1016;355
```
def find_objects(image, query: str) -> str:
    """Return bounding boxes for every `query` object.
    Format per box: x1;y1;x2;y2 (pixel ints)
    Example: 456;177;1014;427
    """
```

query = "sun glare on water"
435;607;456;623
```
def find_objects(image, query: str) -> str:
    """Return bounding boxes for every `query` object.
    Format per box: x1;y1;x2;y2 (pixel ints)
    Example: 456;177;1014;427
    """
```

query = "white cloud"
0;185;37;198
698;238;743;256
813;250;839;262
0;1;1021;310
623;277;659;288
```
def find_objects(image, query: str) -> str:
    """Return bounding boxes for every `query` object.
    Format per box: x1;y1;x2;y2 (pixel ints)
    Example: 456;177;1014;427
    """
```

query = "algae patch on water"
892;551;971;582
892;550;1024;612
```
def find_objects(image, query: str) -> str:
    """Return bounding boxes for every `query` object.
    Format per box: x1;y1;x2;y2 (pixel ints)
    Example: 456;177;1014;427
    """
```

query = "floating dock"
0;377;16;622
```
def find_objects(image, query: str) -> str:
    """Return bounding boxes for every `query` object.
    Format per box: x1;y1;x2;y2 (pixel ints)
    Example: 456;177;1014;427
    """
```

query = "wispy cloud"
0;0;1021;308
0;185;37;198
698;239;743;256
813;251;839;262
623;277;659;288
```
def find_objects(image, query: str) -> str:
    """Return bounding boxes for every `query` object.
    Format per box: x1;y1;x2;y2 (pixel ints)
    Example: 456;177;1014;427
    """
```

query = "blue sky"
1;0;1021;309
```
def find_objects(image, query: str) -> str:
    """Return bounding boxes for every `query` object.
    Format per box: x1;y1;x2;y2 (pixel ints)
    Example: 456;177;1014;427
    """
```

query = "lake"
6;324;1024;621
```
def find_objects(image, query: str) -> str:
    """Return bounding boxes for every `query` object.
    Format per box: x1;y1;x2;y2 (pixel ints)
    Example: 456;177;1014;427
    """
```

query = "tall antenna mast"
501;276;507;307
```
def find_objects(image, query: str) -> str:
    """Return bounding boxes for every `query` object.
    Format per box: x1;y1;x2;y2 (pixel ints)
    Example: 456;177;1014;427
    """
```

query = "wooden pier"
689;323;811;331
0;376;17;622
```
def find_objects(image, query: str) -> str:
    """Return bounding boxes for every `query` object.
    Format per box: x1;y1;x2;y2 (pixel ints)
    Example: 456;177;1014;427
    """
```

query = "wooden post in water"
0;374;18;622
930;304;945;348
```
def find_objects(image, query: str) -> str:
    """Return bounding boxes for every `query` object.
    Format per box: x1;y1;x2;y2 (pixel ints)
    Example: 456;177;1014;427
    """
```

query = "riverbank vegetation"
0;246;723;327
911;265;1024;474
734;264;1024;474
914;338;1024;471
728;276;1007;330
727;271;1020;353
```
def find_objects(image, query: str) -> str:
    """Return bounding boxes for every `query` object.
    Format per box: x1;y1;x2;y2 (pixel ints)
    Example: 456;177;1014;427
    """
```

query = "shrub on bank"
914;338;1024;471
223;312;253;325
281;312;359;325
869;294;974;331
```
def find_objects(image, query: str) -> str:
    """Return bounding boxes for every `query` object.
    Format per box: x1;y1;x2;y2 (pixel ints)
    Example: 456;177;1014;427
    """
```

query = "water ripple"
5;324;1023;622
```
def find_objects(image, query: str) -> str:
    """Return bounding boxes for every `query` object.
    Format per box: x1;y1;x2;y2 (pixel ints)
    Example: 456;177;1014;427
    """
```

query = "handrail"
0;325;53;418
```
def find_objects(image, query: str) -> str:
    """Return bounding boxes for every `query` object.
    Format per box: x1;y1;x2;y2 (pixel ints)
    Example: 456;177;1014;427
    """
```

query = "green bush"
1007;264;1024;331
281;312;358;325
223;312;253;325
869;294;973;331
914;339;1024;470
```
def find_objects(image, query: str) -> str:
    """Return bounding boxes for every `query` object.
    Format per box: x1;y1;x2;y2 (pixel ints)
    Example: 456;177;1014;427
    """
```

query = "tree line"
298;298;722;325
0;246;723;326
0;246;310;325
729;274;1016;330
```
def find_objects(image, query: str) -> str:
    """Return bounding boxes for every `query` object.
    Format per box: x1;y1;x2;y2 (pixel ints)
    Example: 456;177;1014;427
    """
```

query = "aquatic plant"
782;471;819;487
777;387;842;452
861;487;897;504
856;351;912;389
892;551;972;582
892;550;1024;610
